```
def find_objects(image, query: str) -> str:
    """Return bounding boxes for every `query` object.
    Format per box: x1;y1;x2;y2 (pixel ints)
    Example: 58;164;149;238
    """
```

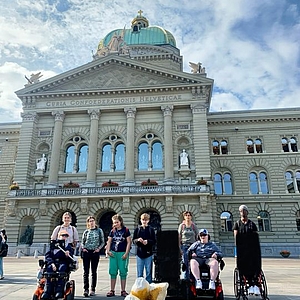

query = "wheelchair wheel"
64;280;75;300
259;270;269;300
234;268;241;299
32;295;39;300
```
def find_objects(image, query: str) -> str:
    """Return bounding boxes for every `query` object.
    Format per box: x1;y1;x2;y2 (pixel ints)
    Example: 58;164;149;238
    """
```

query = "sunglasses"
200;234;207;237
61;234;69;237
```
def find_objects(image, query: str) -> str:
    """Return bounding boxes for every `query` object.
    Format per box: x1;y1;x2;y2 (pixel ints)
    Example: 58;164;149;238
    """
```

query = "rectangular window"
38;130;52;137
176;123;190;131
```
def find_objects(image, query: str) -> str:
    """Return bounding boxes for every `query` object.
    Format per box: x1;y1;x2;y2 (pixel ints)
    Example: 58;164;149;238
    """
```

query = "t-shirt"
233;219;258;234
178;222;199;245
109;227;131;252
51;224;79;245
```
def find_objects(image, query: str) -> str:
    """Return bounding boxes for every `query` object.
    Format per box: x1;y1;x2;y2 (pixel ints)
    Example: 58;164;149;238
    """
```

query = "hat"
58;230;69;237
239;205;248;212
199;229;208;235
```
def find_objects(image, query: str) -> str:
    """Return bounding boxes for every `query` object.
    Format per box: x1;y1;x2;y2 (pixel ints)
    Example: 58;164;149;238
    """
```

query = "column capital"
190;103;208;113
88;109;101;120
161;105;174;116
21;112;39;123
124;107;136;118
52;111;65;121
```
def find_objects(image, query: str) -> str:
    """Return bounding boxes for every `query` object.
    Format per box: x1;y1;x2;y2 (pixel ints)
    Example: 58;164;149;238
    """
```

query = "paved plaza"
0;256;299;300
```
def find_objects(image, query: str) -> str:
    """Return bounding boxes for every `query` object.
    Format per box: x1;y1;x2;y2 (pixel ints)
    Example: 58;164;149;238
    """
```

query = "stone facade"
0;22;299;258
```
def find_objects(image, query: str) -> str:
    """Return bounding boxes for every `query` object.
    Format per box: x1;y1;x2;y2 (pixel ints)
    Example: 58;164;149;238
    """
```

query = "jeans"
136;255;153;283
82;250;100;291
181;244;191;280
0;257;3;277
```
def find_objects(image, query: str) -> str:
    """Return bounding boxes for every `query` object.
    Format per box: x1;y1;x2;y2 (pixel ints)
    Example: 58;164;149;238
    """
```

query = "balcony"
7;184;210;198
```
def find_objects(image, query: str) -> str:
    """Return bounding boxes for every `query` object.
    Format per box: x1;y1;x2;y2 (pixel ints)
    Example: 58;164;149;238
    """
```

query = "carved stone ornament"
39;199;47;216
122;197;130;213
7;199;17;217
165;196;173;213
199;195;208;213
80;198;88;214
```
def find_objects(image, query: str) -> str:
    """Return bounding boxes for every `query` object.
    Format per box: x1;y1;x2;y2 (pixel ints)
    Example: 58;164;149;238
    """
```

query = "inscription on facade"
45;94;183;108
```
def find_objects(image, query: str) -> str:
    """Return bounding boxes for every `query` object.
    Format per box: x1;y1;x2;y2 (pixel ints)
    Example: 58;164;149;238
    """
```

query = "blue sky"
0;0;299;122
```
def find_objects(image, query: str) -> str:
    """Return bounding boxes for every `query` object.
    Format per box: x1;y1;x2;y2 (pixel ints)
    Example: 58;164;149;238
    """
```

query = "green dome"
102;26;176;48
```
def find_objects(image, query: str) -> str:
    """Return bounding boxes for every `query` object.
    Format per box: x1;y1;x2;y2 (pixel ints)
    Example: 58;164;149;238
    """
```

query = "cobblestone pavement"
0;256;299;300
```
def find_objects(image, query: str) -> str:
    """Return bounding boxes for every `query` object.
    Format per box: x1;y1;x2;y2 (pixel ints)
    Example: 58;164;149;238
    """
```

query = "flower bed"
63;181;79;188
102;180;119;187
141;179;158;186
9;184;19;190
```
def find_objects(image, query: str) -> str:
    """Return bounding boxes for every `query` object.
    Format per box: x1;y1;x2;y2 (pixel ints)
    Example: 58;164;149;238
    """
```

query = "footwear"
195;279;202;289
106;290;115;297
248;286;254;295
253;285;260;296
0;276;4;280
209;280;215;290
121;291;129;297
83;290;89;297
90;290;95;296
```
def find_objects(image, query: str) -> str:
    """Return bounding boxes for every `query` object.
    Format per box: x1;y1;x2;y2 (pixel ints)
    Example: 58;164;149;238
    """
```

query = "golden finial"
138;9;143;17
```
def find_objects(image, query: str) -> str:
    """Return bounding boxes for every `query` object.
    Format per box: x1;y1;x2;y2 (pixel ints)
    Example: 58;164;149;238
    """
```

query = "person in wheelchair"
41;230;74;299
187;229;223;291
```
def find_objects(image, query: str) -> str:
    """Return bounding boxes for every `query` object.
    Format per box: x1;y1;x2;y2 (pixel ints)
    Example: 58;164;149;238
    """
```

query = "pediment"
16;56;213;97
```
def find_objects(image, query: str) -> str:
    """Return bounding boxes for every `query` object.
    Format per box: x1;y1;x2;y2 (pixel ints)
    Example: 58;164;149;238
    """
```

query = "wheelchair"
233;268;269;300
32;241;78;300
185;256;225;300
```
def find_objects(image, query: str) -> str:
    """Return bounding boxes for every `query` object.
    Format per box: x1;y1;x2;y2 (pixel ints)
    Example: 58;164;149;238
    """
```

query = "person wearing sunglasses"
42;230;74;299
187;229;222;291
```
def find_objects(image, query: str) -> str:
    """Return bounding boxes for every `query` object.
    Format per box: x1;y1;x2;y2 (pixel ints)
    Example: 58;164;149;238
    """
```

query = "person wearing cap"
233;205;261;296
187;229;222;290
42;230;74;299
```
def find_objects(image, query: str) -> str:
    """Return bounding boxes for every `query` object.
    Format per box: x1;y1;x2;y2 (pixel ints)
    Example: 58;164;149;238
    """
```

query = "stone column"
161;105;174;182
124;107;136;184
14;112;39;188
191;103;211;180
86;109;100;185
48;111;65;186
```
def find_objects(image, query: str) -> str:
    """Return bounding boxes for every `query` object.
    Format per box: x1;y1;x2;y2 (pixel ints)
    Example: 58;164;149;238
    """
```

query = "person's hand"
192;253;197;257
122;253;128;260
138;238;143;243
142;239;148;245
211;252;217;259
93;248;100;253
65;250;70;257
107;250;114;257
51;263;57;271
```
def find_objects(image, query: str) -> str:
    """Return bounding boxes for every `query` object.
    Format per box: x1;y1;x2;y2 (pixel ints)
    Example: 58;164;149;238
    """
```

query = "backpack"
0;242;8;257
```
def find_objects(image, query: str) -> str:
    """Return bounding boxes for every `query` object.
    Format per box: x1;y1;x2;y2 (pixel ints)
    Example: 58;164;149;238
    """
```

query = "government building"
0;12;299;257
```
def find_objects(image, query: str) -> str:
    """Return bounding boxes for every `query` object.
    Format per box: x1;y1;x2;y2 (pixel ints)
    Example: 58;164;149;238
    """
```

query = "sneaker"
248;286;254;295
121;291;128;297
0;277;4;280
83;290;89;297
253;285;260;296
209;280;215;290
89;291;95;296
195;279;202;289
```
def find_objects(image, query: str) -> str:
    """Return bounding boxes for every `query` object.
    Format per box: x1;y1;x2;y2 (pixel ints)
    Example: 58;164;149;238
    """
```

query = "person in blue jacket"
187;229;222;291
42;230;74;299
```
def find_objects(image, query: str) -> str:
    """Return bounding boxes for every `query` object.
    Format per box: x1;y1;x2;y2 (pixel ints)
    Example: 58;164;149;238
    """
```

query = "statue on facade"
36;154;47;171
189;61;206;74
25;72;43;86
180;149;189;167
19;225;34;245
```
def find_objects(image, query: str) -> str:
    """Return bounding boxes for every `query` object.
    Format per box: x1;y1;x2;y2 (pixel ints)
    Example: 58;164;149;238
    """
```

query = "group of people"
1;204;262;298
42;211;156;298
179;205;262;296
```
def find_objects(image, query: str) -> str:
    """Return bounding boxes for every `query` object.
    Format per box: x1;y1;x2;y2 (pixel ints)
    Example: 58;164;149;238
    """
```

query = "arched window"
257;211;271;231
296;210;300;231
247;138;263;154
282;137;298;152
100;135;125;172
220;211;233;232
78;145;88;172
285;170;300;193
247;139;254;153
213;172;233;195
138;133;163;171
211;139;228;155
255;139;263;153
249;171;269;194
64;136;88;173
65;145;75;173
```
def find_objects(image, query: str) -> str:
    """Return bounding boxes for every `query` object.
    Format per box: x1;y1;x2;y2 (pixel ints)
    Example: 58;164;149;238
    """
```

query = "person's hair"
86;216;97;229
1;229;6;235
183;211;192;217
62;212;72;220
112;214;124;227
140;213;150;221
